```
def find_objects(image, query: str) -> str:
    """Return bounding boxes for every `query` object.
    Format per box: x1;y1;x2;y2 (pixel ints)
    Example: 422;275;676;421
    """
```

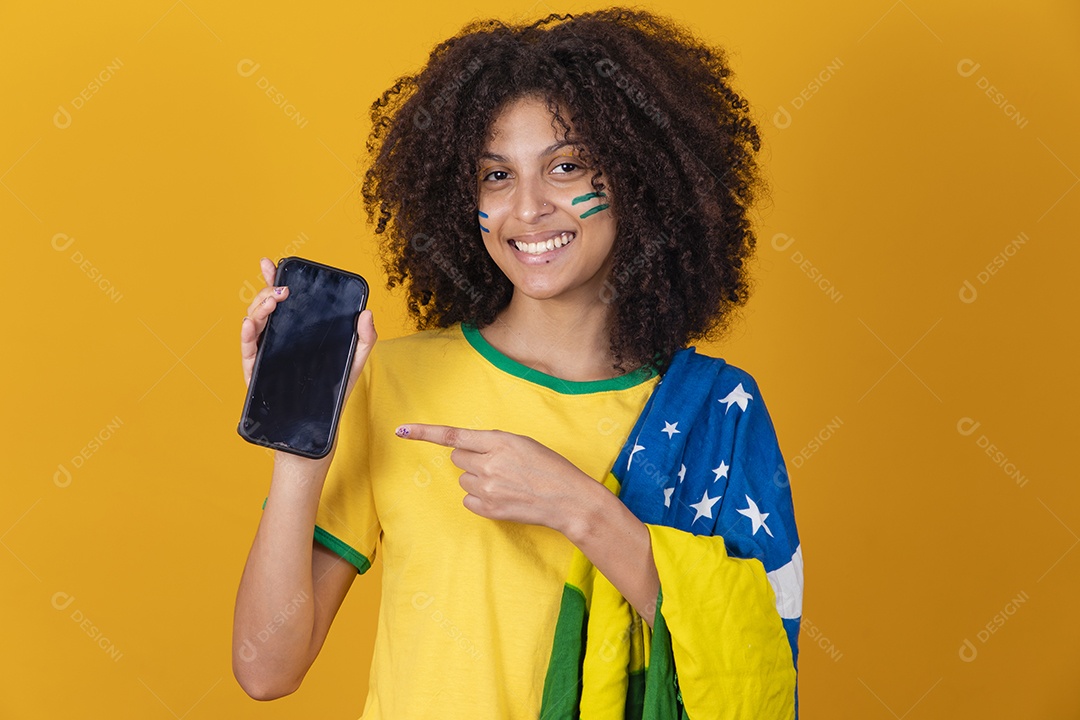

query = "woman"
233;8;802;719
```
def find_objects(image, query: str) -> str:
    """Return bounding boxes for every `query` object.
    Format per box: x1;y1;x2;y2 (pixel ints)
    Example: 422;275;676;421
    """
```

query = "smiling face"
476;94;618;306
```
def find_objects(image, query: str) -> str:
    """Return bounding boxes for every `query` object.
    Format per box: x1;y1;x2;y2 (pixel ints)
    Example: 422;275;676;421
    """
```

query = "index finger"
395;423;489;451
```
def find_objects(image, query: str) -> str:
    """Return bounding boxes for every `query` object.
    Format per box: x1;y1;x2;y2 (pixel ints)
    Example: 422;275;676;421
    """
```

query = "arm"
561;479;660;628
233;258;378;699
231;452;357;700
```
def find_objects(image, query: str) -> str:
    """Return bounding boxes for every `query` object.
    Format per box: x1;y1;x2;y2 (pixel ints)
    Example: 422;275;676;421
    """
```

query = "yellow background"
3;0;1078;717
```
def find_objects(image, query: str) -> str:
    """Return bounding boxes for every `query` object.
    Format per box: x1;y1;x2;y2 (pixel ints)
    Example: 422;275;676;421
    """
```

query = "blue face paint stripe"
478;210;489;218
480;225;490;232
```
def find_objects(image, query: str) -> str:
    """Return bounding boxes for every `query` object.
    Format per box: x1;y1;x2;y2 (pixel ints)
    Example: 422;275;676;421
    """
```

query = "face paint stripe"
578;203;610;219
477;210;489;218
480;225;490;232
571;192;607;205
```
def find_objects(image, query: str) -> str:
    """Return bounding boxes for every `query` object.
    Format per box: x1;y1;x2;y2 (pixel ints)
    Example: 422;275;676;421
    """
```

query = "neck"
480;292;623;382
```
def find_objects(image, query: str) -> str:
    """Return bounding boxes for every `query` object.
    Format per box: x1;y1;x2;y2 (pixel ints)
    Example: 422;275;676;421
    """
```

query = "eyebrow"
478;140;577;163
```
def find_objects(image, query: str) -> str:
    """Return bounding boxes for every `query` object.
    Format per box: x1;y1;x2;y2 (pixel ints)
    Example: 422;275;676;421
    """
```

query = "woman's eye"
552;162;581;174
482;170;509;182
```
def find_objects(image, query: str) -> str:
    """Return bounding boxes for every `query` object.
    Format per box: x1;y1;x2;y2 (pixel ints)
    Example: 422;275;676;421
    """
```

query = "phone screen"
237;257;368;458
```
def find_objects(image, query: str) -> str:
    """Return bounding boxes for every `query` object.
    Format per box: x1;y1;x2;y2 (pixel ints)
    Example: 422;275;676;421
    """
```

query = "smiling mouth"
509;231;576;255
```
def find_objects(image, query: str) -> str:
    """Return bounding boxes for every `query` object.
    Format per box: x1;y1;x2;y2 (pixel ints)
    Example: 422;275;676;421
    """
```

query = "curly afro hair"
361;7;768;373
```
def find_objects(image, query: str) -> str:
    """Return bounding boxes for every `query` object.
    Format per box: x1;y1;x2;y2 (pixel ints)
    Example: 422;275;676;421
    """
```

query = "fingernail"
395;426;409;437
274;286;286;295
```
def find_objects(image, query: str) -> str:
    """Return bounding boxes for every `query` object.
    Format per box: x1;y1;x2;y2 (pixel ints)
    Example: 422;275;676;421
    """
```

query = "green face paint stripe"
578;203;610;219
571;191;607;205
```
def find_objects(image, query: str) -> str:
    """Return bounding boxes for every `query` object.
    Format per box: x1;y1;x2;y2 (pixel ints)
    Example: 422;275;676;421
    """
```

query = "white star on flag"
662;421;680;438
663;487;674;507
627;444;645;470
737;495;774;537
689;489;722;523
718;383;753;413
712;460;729;481
677;464;686;483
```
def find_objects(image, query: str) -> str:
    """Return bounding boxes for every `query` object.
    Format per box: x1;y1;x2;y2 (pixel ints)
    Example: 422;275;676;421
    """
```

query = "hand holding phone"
238;256;375;459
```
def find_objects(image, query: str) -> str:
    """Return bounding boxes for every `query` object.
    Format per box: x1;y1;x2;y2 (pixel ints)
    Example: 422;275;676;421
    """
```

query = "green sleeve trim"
261;496;267;510
313;525;371;574
461;322;657;394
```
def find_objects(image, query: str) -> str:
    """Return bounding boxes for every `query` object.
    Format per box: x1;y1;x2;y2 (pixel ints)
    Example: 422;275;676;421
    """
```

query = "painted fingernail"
274;286;286;295
395;426;409;437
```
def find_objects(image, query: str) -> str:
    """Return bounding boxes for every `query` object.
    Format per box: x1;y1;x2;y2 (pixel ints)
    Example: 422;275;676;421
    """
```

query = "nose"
512;174;554;224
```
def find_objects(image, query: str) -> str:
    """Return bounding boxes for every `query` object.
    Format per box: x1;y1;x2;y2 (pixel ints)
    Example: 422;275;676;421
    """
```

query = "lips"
508;231;576;256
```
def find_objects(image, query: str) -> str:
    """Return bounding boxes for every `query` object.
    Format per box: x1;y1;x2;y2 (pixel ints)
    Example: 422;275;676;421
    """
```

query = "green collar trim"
460;322;657;395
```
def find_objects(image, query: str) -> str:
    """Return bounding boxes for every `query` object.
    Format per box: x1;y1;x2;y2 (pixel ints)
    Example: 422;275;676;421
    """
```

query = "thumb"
345;309;377;394
356;308;377;351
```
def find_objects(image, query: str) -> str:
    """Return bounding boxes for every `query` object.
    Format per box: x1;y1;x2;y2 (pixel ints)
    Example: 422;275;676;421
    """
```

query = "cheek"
477;194;509;233
574;195;616;243
569;190;611;220
479;231;510;267
579;208;619;260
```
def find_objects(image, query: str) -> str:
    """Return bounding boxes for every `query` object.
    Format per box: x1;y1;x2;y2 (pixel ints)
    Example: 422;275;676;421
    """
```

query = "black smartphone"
237;256;369;459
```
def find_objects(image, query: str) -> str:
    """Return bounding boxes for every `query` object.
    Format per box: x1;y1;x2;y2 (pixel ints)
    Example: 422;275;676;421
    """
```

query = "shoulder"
371;324;463;356
661;347;779;425
366;323;469;375
666;346;762;393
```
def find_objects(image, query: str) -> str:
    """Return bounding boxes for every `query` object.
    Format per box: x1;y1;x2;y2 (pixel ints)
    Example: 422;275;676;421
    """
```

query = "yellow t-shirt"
313;322;659;719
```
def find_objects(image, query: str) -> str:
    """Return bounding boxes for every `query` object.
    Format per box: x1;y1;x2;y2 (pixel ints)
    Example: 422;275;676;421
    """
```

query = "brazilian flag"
539;347;803;719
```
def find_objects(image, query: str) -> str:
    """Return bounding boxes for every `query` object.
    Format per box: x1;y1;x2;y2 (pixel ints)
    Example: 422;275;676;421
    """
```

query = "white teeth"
513;232;575;255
